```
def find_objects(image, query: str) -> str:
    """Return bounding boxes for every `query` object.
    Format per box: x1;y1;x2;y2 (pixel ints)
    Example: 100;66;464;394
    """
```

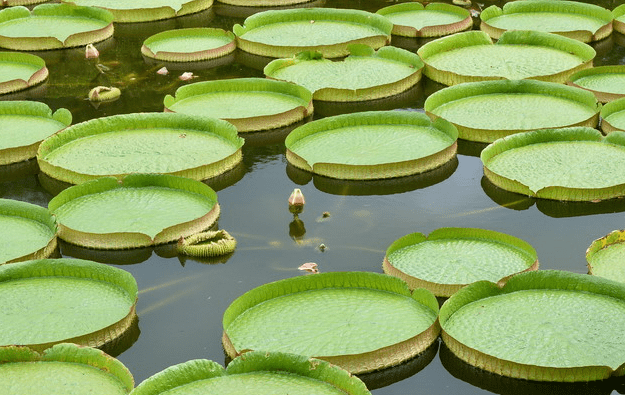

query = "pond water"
2;0;625;394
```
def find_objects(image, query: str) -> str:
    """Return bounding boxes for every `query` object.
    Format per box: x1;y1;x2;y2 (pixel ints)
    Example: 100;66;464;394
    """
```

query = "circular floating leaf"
601;97;625;134
0;52;48;95
233;8;392;58
587;229;625;283
37;112;243;185
383;228;538;297
376;2;472;38
222;271;440;374
61;0;213;23
417;30;595;86
49;174;221;249
425;79;600;142
481;127;625;201
1;0;49;5
439;270;625;381
142;28;235;62
615;5;625;35
265;45;423;102
285;111;457;180
0;259;138;349
480;0;613;43
0;343;133;394
164;78;313;132
567;66;625;103
0;199;57;264
217;0;312;6
0;4;114;50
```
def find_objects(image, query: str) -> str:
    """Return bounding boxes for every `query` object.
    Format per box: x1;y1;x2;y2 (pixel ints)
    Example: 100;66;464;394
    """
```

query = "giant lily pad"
376;2;472;38
383;228;538;297
587;229;625;283
615;5;625;35
480;0;613;43
481;127;625;201
439;270;625;381
216;0;312;6
417;30;595;86
1;0;49;5
0;101;71;165
0;258;137;349
49;174;220;249
37;112;243;185
424;79;600;142
0;344;133;394
0;199;56;264
601;97;625;134
164;78;313;132
285;111;457;180
61;0;213;23
233;8;392;58
131;351;370;395
222;271;440;374
265;45;423;102
0;52;48;95
142;28;235;62
567;66;625;103
0;4;114;51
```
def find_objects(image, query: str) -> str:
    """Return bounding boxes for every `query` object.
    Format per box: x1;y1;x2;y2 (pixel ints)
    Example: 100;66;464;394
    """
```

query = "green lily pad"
0;258;137;349
376;2;472;38
142;28;235;62
480;0;614;43
567;66;625;103
424;79;600;142
383;228;538;297
615;5;625;35
164;78;313;132
130;351;370;395
0;4;114;50
601;97;625;134
61;0;213;23
417;30;595;86
587;229;625;283
0;101;71;165
439;270;625;381
233;8;392;58
285;111;457;180
481;127;625;201
0;199;57;265
0;52;48;95
264;45;423;102
222;271;440;374
49;174;220;249
216;0;312;6
37;112;243;185
0;344;133;394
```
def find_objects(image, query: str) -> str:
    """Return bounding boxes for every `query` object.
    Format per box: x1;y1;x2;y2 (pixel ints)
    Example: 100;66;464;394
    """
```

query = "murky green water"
1;0;625;394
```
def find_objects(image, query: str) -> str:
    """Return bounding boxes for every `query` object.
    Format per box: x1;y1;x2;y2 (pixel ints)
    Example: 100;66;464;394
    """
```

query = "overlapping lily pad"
440;270;625;381
61;0;213;23
131;351;370;395
285;111;457;180
234;8;392;58
0;258;137;349
601;97;625;134
1;0;48;5
587;229;625;283
216;0;312;6
0;52;48;95
265;45;423;102
222;271;440;374
0;344;134;394
376;2;472;38
0;4;114;50
37;112;243;185
424;79;600;142
383;228;538;297
417;30;595;86
567;66;625;103
164;78;313;132
615;5;625;35
480;0;614;43
142;28;235;62
49;174;220;249
481;127;625;201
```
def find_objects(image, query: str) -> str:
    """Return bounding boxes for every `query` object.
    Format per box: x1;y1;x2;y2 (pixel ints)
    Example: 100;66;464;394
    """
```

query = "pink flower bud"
298;262;318;273
85;44;99;59
157;67;169;75
288;188;305;207
179;72;196;81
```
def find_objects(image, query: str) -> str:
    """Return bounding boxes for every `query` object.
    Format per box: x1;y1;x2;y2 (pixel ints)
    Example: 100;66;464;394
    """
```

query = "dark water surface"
2;0;625;394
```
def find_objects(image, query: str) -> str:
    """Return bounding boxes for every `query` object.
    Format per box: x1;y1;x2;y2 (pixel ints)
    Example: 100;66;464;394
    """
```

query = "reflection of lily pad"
440;270;625;381
425;79;600;142
37;112;243;185
265;45;423;102
61;0;213;23
615;5;625;35
0;199;57;265
142;28;235;62
481;127;625;201
0;4;114;50
567;66;625;103
0;258;137;350
601;97;625;134
0;52;48;95
587;229;625;283
286;111;457;180
164;78;313;132
234;8;392;58
384;228;538;297
131;351;370;395
0;344;134;394
376;3;472;38
49;174;220;249
222;271;440;374
417;30;595;86
480;1;613;43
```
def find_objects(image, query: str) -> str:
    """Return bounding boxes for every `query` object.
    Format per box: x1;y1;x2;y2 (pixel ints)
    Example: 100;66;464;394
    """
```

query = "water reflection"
99;314;141;358
143;53;236;71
